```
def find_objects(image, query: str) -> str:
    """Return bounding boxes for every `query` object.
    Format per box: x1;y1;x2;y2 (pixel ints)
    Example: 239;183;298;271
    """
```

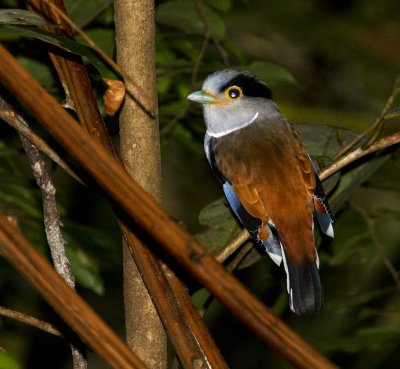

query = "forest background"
0;0;399;368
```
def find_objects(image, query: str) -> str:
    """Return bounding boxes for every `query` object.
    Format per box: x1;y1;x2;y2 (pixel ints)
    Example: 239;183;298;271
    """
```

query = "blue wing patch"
223;181;282;265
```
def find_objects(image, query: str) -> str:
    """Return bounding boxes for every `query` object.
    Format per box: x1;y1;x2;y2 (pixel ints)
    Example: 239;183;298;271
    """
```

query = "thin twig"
193;0;229;66
0;305;62;337
18;113;87;367
319;130;400;181
215;229;250;263
226;241;254;272
191;34;210;86
0;95;84;185
333;76;400;160
160;35;210;136
160;105;189;136
351;202;400;291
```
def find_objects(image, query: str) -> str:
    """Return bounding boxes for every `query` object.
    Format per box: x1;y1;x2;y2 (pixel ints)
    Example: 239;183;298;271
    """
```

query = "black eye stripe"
219;73;272;99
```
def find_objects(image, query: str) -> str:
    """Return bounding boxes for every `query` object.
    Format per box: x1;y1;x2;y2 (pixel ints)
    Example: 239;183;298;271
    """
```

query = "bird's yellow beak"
187;90;217;104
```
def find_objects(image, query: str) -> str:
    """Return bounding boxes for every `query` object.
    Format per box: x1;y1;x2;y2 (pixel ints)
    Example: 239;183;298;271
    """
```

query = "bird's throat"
206;112;259;138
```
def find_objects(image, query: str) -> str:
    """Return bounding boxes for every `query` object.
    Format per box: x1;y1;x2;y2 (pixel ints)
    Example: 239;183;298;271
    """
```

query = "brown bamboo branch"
0;305;62;337
115;1;166;366
121;226;228;369
0;43;337;369
0;215;148;369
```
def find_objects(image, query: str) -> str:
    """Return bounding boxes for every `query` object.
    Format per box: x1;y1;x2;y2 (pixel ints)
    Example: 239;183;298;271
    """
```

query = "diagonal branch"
319;130;400;181
0;305;62;337
333;76;400;159
0;215;148;369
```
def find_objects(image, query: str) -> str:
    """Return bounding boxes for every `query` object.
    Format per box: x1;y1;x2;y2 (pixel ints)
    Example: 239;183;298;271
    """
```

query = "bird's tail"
282;251;323;315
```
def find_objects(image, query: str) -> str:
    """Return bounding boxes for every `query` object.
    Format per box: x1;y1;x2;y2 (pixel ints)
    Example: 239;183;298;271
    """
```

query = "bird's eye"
226;86;242;100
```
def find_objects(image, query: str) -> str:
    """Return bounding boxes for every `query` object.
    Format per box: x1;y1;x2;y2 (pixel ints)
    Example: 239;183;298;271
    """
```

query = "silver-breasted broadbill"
188;69;334;315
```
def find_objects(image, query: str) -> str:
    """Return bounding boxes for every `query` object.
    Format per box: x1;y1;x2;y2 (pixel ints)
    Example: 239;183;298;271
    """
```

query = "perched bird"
187;69;334;315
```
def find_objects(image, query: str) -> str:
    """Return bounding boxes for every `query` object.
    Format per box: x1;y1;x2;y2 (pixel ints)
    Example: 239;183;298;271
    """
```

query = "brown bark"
0;215;147;369
114;1;166;368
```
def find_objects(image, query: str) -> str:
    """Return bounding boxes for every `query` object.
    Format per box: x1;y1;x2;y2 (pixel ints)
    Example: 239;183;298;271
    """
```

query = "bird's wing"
206;134;282;264
311;162;334;238
288;128;334;238
211;119;323;315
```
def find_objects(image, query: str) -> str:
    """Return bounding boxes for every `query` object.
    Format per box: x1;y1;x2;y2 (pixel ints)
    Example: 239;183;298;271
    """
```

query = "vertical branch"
0;96;87;369
114;1;166;368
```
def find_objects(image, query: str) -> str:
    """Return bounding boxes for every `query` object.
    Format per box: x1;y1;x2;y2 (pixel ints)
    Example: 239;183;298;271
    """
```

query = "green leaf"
371;208;400;221
296;124;356;159
64;0;113;27
0;179;42;219
204;0;231;12
3;25;118;80
0;9;47;26
0;352;21;369
195;197;239;254
356;326;400;347
329;155;389;214
18;56;56;90
246;61;297;86
328;207;373;266
157;0;225;40
66;245;105;295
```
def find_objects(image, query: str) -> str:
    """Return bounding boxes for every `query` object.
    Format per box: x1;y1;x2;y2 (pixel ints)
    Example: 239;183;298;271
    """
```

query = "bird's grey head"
187;69;281;137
